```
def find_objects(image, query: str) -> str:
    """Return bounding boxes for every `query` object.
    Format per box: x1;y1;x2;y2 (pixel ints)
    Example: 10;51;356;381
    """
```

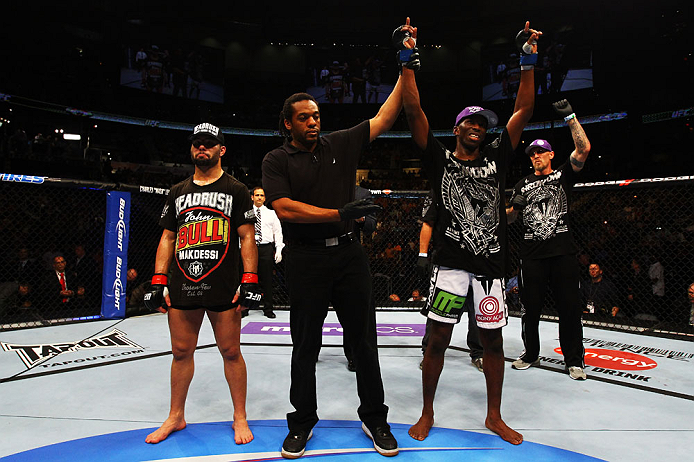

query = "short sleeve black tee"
262;120;370;240
511;161;578;259
420;129;514;277
420;189;436;225
159;173;254;307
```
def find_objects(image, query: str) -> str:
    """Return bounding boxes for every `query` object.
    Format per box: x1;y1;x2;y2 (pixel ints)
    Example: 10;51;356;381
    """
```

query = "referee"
262;80;404;457
251;186;284;319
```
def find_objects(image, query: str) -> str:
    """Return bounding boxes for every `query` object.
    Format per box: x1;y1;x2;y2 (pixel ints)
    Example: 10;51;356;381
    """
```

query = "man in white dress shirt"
251;187;284;318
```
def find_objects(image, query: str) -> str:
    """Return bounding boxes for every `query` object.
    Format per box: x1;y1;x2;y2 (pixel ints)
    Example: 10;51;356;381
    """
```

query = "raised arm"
505;21;542;149
399;18;429;150
368;73;403;141
369;17;425;141
553;99;591;172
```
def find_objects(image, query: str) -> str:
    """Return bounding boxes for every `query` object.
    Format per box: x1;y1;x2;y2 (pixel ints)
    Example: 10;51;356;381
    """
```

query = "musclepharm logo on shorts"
431;288;466;318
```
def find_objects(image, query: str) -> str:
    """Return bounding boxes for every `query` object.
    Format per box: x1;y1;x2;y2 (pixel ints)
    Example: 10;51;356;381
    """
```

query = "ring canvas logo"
241;322;425;337
0;329;142;368
555;347;658;371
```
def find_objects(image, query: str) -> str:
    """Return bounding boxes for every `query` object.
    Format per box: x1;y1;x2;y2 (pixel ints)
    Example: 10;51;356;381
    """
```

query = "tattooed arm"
568;117;591;172
553;99;591;172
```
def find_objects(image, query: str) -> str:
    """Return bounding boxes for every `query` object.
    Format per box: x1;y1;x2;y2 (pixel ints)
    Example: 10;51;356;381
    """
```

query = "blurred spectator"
0;282;36;323
505;268;521;311
39;255;85;317
407;289;424;302
126;268;152;316
0;247;41;310
71;244;99;305
648;256;665;320
623;258;650;318
580;263;620;319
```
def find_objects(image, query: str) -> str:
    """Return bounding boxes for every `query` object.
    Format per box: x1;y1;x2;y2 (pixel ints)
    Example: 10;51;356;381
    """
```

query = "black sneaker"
362;422;398;456
281;429;312;459
347;360;356;372
264;310;277;319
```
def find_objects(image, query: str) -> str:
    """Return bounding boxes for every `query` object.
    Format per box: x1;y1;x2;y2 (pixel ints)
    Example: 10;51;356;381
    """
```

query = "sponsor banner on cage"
0;173;47;184
241;322;425;337
101;191;130;319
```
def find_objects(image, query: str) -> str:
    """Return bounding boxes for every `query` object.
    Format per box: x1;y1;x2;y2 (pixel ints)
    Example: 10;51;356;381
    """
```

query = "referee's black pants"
519;254;585;368
284;239;388;432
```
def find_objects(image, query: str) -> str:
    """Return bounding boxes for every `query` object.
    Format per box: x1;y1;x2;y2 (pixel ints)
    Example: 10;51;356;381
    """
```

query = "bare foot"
485;416;523;445
232;419;254;445
145;417;187;444
408;414;434;441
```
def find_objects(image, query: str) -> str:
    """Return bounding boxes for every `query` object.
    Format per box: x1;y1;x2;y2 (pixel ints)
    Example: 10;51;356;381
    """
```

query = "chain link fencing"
0;177;107;328
1;176;693;339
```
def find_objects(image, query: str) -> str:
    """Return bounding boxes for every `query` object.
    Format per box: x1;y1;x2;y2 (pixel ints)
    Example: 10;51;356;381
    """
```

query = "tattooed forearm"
568;118;590;156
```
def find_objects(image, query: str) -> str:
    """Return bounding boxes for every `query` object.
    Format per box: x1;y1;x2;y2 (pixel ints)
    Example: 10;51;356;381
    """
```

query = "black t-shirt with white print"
159;173;254;308
511;160;578;259
420;128;514;278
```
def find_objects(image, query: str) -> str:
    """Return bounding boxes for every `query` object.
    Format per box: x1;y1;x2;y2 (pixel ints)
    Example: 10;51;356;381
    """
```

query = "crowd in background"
1;176;692;333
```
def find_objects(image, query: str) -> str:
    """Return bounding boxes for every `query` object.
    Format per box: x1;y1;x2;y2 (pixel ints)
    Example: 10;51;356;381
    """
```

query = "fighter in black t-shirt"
401;19;541;445
143;123;261;446
507;99;592;381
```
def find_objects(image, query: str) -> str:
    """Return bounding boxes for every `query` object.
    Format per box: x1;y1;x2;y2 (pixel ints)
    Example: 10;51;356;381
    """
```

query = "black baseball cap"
189;123;225;145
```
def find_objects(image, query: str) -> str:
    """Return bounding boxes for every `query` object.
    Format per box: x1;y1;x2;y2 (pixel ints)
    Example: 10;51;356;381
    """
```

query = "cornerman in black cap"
143;122;261;446
507;99;592;381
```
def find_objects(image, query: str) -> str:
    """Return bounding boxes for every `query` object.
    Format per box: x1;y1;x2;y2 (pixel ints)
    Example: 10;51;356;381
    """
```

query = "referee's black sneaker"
281;428;312;459
362;422;398;456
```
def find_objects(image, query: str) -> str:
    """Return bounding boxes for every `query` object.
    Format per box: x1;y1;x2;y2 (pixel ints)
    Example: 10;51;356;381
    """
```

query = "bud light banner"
101;192;130;319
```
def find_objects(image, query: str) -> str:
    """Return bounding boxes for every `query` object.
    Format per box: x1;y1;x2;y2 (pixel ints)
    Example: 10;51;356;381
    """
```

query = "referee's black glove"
338;199;382;221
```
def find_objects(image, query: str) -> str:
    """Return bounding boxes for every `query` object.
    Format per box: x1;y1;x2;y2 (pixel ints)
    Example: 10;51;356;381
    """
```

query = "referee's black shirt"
262;120;370;241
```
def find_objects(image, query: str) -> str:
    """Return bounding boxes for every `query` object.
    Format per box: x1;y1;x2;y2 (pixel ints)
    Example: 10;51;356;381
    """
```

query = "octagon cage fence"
0;174;692;341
